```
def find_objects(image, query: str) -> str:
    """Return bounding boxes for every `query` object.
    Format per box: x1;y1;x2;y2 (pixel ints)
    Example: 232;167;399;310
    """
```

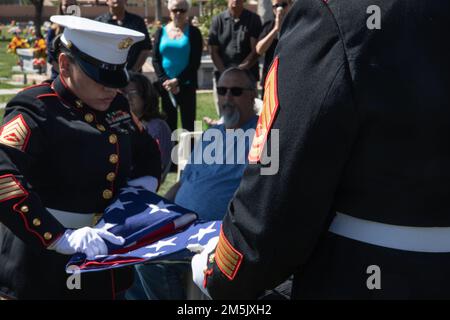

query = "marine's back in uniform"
192;0;450;299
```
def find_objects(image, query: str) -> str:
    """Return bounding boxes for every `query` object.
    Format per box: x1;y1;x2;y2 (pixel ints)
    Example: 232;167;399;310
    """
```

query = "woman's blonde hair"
167;0;190;11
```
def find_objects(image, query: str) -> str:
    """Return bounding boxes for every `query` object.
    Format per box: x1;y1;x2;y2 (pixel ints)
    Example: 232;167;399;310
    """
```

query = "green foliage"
194;0;228;40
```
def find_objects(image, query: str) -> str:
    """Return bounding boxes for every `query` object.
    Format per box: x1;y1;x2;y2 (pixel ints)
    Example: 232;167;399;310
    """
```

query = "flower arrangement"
32;57;47;74
32;37;47;74
33;37;47;59
7;34;30;54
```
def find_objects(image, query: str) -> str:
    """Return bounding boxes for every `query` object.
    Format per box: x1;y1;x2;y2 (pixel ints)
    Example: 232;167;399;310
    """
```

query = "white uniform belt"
46;208;103;229
329;212;450;253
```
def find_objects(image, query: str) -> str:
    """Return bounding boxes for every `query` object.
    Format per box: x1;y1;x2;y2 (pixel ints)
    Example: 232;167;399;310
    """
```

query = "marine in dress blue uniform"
0;16;161;299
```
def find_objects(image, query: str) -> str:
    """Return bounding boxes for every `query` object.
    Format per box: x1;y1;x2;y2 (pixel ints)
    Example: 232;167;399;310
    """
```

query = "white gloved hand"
128;176;158;192
48;227;125;260
191;236;219;299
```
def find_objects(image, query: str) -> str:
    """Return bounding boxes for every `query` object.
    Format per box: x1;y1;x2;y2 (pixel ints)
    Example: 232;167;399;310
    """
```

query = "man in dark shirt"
96;0;152;72
209;0;262;80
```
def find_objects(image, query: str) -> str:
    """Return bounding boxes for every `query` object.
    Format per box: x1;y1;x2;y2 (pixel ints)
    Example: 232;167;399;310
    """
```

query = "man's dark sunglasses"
217;87;252;97
171;8;187;13
273;2;288;9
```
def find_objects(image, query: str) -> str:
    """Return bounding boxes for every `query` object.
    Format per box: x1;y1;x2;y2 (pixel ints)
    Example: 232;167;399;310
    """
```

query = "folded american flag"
66;186;221;273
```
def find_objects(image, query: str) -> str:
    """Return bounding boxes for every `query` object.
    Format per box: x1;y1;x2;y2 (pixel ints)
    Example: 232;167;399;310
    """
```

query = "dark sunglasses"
273;2;288;9
217;87;252;97
171;8;187;13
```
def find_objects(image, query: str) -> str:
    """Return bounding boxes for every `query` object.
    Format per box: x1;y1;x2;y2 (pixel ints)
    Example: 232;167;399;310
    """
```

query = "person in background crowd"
152;0;203;132
256;0;293;97
208;0;262;116
46;0;77;80
96;0;152;72
124;72;173;181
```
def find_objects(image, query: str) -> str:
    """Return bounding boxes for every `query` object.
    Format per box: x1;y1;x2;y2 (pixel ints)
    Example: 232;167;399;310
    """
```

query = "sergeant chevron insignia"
0;114;31;151
0;174;26;203
248;56;280;163
214;226;243;280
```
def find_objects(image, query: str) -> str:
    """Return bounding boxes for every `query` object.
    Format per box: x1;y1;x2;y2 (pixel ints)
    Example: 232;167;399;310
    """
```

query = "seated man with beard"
126;67;258;300
169;67;258;220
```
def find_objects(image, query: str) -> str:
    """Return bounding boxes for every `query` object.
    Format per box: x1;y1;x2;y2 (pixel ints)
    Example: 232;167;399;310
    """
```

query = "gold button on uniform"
106;172;116;182
109;154;119;164
97;124;106;132
44;232;52;240
109;134;118;144
20;205;29;213
33;218;41;226
103;189;113;200
208;253;215;264
84;113;94;123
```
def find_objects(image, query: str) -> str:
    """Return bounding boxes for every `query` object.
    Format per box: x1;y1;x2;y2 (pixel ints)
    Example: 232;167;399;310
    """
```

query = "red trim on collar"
37;93;58;99
51;83;77;109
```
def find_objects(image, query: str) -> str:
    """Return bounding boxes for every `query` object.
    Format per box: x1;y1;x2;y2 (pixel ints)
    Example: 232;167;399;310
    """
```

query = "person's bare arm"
256;31;277;55
210;45;225;73
238;37;259;70
256;11;282;55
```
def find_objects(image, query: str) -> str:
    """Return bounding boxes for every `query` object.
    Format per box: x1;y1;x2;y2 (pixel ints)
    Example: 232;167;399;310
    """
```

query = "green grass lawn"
0;94;14;104
0;40;20;80
158;172;177;196
194;92;217;131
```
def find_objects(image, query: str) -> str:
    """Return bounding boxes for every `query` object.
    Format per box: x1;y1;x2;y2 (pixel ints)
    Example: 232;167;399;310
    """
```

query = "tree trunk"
155;0;162;22
258;0;273;24
31;0;44;38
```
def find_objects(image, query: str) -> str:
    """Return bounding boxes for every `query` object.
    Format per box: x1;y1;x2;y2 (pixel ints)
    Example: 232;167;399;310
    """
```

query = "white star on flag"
147;200;175;214
120;186;142;195
188;222;217;241
149;237;177;251
94;220;117;230
143;251;165;258
105;199;132;213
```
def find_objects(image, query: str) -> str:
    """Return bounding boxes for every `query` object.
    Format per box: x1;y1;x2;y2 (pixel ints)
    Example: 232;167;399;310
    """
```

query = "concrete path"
0;88;21;95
